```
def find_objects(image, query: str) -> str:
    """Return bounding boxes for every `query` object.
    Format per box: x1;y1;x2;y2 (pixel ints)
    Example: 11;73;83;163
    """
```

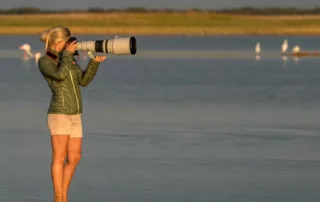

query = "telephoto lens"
77;37;137;55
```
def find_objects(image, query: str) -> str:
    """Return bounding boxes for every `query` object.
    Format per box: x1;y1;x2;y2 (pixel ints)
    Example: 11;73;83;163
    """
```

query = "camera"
68;36;136;55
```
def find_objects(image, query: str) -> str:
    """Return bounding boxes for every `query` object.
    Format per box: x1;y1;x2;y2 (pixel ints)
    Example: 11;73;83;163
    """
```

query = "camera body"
64;36;79;56
64;36;137;56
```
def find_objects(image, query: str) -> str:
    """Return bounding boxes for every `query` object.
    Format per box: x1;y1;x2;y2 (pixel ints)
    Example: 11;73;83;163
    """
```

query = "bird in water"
19;43;42;63
292;45;301;53
19;43;34;60
281;39;288;53
255;42;261;60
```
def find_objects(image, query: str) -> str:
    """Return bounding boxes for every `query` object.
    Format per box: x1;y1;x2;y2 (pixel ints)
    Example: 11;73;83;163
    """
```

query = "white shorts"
47;114;83;138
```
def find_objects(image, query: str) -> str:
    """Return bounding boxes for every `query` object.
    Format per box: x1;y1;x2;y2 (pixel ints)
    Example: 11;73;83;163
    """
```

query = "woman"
37;26;106;202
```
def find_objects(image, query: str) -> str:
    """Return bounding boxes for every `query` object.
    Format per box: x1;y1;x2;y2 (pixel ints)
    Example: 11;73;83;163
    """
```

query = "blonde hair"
40;26;71;51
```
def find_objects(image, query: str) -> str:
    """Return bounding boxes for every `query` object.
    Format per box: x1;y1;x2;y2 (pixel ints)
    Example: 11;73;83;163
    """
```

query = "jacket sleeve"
38;50;74;81
79;59;100;87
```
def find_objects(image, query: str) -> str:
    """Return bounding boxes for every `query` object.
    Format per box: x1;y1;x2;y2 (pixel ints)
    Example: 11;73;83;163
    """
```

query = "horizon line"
2;6;320;11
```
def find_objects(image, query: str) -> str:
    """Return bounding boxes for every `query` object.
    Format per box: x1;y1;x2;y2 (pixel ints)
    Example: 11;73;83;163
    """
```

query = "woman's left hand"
94;55;107;63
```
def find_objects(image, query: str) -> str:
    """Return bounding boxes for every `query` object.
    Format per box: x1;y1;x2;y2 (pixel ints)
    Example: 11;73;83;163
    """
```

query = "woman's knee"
52;152;67;164
67;154;81;166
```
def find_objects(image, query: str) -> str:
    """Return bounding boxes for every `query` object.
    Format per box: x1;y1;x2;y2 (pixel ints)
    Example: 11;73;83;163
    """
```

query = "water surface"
1;35;320;202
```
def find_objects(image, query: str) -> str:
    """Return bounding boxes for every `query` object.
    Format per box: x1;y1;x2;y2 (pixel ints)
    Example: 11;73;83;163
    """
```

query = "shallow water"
1;35;320;202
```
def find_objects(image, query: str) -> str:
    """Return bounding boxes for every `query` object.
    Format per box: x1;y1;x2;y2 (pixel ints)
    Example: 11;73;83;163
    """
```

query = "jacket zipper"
69;70;80;113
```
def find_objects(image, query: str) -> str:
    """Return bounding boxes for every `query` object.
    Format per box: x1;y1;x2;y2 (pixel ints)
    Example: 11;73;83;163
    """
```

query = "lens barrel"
77;37;137;55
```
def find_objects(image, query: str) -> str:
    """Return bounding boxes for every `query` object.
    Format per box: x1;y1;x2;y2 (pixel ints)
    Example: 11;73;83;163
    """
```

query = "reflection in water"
20;59;34;70
2;48;317;72
1;49;318;61
282;55;288;62
293;56;300;64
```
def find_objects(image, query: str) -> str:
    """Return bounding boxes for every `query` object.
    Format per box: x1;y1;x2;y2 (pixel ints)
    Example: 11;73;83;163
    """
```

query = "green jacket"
38;48;100;115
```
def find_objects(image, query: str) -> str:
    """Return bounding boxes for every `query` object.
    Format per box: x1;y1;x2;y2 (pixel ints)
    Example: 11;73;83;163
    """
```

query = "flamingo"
292;45;300;64
19;43;42;63
292;45;300;53
255;42;261;55
281;39;288;53
19;43;34;60
255;42;261;60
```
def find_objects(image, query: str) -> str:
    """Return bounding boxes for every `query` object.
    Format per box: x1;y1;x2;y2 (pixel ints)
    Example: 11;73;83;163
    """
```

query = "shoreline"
2;27;320;36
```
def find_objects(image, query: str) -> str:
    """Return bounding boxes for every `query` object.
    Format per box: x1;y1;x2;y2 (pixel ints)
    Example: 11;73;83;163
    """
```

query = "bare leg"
62;137;82;202
51;135;70;202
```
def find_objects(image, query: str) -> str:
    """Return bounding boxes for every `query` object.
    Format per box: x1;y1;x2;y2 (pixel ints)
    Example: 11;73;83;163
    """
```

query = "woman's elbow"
80;81;90;87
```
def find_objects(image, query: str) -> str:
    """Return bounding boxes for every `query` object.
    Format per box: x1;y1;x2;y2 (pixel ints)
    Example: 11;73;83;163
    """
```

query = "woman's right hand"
65;40;77;53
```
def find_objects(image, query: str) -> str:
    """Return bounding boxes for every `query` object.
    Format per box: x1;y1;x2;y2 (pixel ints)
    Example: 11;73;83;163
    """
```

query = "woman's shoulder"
38;54;58;66
38;54;49;63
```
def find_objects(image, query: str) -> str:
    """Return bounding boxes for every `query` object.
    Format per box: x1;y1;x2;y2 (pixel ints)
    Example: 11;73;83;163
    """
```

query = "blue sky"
1;0;319;10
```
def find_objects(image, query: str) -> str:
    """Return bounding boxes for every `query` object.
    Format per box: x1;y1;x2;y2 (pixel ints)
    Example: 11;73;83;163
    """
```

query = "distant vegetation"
1;7;320;15
2;7;320;35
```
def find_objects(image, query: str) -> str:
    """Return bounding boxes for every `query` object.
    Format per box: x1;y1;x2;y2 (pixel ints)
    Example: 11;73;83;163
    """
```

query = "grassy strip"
1;13;320;35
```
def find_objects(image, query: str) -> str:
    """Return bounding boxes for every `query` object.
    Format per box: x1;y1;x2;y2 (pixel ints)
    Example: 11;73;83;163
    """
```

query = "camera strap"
46;51;60;64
